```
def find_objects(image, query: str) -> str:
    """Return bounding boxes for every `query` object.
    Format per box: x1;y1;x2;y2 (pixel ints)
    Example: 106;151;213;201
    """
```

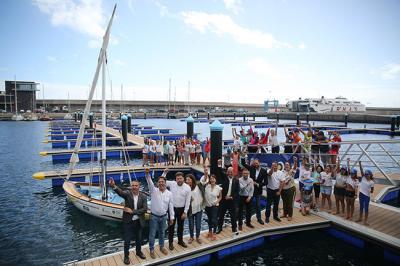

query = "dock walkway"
68;182;400;266
71;209;329;266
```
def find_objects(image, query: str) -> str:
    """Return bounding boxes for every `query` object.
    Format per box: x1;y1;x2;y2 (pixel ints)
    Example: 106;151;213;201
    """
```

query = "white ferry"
286;96;366;113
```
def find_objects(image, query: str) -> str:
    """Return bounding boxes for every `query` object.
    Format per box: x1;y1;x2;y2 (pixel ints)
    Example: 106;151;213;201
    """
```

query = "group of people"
142;138;210;167
232;124;342;167
114;125;376;265
298;157;375;225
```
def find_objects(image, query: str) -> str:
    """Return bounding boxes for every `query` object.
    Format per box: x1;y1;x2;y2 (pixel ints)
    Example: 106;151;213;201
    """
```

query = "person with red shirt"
329;131;342;165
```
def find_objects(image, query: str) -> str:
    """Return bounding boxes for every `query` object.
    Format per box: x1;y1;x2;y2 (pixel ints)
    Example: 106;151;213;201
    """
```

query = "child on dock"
333;158;349;215
301;183;313;216
345;166;359;220
142;138;149;166
320;165;335;213
357;162;374;226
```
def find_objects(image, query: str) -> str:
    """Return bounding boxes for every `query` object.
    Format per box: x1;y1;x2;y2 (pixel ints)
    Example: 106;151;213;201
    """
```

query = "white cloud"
33;0;117;48
46;55;57;62
154;1;169;17
181;11;292;49
223;0;242;14
380;63;400;80
298;42;306;50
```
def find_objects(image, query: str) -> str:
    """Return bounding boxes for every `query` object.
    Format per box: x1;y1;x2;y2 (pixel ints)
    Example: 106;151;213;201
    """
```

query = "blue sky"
0;0;399;107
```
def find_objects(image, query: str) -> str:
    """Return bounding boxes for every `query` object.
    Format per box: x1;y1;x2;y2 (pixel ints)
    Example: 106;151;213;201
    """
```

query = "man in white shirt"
266;162;285;223
164;169;191;250
238;169;255;230
144;168;174;259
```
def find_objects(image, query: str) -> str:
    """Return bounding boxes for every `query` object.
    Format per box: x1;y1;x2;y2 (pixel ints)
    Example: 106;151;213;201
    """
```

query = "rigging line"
89;125;97;193
117;128;137;182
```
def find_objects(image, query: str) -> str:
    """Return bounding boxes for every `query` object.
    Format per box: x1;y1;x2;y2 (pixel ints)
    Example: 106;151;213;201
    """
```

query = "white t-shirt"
168;145;175;155
282;170;295;190
204;185;222;207
267;170;285;190
269;135;279;147
335;174;347;187
156;144;163;153
320;172;333;187
359;178;374;197
299;166;312;184
142;144;149;154
346;177;359;190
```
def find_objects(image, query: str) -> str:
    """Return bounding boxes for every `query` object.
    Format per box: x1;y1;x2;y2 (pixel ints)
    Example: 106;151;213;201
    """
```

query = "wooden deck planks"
75;208;330;266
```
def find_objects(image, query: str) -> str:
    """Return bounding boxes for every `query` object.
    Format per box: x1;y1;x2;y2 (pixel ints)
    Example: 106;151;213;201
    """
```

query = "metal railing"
225;139;400;186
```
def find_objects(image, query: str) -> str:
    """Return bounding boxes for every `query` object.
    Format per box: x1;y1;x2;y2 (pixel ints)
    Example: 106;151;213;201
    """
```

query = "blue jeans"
205;206;218;233
149;214;167;251
359;192;370;213
189;211;203;238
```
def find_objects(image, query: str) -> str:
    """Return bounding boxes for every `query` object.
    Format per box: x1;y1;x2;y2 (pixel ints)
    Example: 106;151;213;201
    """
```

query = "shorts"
149;151;155;157
320;186;332;195
345;190;355;198
334;187;346;196
157;152;163;157
313;184;320;198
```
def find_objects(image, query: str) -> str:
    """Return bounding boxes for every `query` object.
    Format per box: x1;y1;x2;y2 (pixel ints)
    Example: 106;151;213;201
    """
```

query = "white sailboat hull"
11;114;24;121
63;181;123;221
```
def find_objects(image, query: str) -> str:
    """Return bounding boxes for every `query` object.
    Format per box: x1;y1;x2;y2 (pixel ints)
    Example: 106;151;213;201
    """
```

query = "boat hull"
63;181;123;222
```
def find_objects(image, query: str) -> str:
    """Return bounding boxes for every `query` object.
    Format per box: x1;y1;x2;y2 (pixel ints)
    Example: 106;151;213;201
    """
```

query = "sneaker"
265;218;270;224
257;219;265;225
123;257;130;265
160;247;168;255
150;250;156;259
273;217;282;222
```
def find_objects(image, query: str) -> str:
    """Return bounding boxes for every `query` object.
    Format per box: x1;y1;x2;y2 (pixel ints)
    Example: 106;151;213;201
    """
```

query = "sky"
0;0;399;107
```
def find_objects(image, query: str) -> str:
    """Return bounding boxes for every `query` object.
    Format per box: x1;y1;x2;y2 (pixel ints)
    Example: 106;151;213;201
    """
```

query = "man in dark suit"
109;178;147;265
216;159;239;234
241;157;268;224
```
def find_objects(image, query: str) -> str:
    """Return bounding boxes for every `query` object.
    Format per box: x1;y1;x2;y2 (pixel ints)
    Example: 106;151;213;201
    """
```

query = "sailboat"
64;92;73;120
11;76;24;121
62;5;149;221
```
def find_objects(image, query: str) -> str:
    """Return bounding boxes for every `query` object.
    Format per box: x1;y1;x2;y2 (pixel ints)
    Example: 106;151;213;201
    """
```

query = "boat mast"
66;4;116;180
68;91;70;112
101;54;107;200
120;84;123;114
168;78;171;112
14;75;18;115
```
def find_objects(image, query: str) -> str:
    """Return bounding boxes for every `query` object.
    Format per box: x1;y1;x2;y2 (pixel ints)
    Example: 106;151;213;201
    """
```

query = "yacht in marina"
286;96;366;113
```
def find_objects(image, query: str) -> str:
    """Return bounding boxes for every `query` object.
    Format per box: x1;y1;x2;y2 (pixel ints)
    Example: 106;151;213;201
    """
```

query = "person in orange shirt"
292;128;303;154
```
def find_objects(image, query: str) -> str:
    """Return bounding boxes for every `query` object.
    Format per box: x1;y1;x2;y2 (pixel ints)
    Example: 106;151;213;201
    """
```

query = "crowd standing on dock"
115;125;376;265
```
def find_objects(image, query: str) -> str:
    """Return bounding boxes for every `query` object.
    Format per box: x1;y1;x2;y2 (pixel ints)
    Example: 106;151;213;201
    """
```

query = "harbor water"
0;120;398;266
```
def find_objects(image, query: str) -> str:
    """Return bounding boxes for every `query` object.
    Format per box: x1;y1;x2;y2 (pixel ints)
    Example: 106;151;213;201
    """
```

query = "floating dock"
68;200;400;266
68;209;330;266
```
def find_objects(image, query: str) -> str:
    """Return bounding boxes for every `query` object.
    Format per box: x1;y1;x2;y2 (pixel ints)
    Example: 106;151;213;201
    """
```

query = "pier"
68;198;400;266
